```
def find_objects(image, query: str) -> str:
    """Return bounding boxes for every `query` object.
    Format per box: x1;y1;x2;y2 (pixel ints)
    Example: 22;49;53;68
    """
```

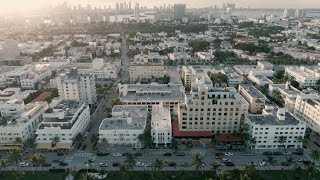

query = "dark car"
215;153;224;159
122;153;131;156
163;153;172;156
273;152;282;156
112;162;120;167
263;151;272;155
134;152;142;156
82;145;87;150
57;152;64;156
303;161;312;165
42;163;52;167
281;162;290;166
224;162;235;166
176;152;185;156
58;161;68;166
292;151;304;155
168;162;177;167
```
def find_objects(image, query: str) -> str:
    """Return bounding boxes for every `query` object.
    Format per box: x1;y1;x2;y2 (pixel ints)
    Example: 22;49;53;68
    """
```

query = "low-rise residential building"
0;100;48;150
246;108;306;149
98;105;148;148
285;66;319;88
239;84;267;114
178;77;248;134
181;66;197;88
0;88;36;102
248;73;273;86
118;83;185;111
151;105;172;147
36;99;90;150
129;54;165;83
257;61;273;70
56;67;96;105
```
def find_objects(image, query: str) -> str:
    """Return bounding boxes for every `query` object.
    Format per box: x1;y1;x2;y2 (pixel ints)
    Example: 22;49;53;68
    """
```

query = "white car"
99;163;108;167
224;152;233;156
259;161;269;167
20;162;29;167
283;152;292;156
113;153;122;157
135;162;145;167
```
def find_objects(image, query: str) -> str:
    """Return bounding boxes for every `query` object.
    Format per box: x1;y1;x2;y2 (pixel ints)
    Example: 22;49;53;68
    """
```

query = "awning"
0;145;21;150
37;143;71;150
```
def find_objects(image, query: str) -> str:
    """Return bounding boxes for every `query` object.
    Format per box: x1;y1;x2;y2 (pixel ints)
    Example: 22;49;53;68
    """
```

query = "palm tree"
0;159;7;170
14;171;26;180
32;153;46;170
100;138;108;150
85;158;95;173
191;153;204;177
14;137;23;147
79;173;95;180
170;138;179;152
119;164;129;180
296;136;307;148
124;154;136;171
248;137;257;149
65;167;77;180
266;155;277;170
278;136;287;149
51;136;60;147
310;150;320;163
211;160;220;177
9;149;22;169
25;138;37;151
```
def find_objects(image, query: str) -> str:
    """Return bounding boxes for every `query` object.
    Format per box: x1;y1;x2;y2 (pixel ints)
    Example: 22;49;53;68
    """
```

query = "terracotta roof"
31;92;52;103
172;119;211;138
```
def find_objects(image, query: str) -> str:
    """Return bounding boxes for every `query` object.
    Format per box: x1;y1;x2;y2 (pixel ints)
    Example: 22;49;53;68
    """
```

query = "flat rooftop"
99;105;148;130
119;84;184;102
43;101;82;123
240;84;266;99
247;112;302;126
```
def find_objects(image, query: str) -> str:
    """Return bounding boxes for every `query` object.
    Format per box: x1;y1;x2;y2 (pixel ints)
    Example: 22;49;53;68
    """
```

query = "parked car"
247;162;257;166
113;153;122;157
273;151;282;156
145;163;155;167
99;163;108;167
112;162;120;167
57;152;64;156
224;162;235;166
58;161;68;166
292;151;304;155
263;151;272;156
163;152;172;156
42;163;52;167
20;162;29;167
303;161;312;165
224;152;233;156
135;162;145;167
134;152;142;156
297;158;305;162
176;152;185;156
283;152;292;156
259;161;269;167
281;162;290;166
179;162;190;167
168;162;177;167
244;152;253;156
122;153;130;156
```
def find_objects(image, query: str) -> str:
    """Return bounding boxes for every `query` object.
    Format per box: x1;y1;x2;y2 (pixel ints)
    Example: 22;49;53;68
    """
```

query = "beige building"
178;76;248;134
294;94;320;133
239;84;266;114
129;56;165;83
181;66;197;88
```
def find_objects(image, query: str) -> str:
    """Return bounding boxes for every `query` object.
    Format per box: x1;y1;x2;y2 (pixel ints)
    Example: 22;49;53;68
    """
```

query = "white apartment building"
56;67;96;105
20;64;52;90
98;105;148;148
246;108;306;149
285;66;319;88
151;105;172;147
257;61;273;70
36;99;90;150
222;67;244;87
178;77;248;133
293;94;320;133
239;84;267;114
129;53;166;83
0;100;48;150
118;83;185;111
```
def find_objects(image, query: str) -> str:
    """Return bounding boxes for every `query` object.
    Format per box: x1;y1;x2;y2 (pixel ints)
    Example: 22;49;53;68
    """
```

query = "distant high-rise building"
173;4;186;20
295;9;307;18
135;3;140;22
129;2;132;10
116;3;119;10
120;3;124;10
283;9;295;18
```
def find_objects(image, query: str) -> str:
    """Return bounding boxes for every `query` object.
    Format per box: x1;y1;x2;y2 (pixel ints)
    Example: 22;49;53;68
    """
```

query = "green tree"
278;136;287;148
0;159;8;170
291;80;300;89
9;150;22;169
191;152;205;177
51;136;60;147
211;160;220;177
14;137;23;146
124;154;136;171
99;138;109;151
25;138;37;151
170;138;179;152
266;155;277;170
154;159;165;171
310;150;320;163
110;98;123;107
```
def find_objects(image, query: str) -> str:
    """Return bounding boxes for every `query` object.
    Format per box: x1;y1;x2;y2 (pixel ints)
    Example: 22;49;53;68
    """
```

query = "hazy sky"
1;0;320;13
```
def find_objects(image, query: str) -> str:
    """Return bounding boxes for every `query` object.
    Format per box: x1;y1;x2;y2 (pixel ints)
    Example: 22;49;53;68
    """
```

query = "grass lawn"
0;171;65;180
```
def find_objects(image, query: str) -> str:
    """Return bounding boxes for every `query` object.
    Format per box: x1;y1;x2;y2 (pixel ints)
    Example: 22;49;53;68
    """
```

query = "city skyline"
1;0;320;13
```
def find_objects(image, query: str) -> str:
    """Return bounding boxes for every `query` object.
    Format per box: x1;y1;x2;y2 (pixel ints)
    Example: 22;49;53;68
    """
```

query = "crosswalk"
64;156;74;164
74;153;92;157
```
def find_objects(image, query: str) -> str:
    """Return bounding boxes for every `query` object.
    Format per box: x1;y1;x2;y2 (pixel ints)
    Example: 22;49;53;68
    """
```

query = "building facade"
151;105;172;147
239;84;267;114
